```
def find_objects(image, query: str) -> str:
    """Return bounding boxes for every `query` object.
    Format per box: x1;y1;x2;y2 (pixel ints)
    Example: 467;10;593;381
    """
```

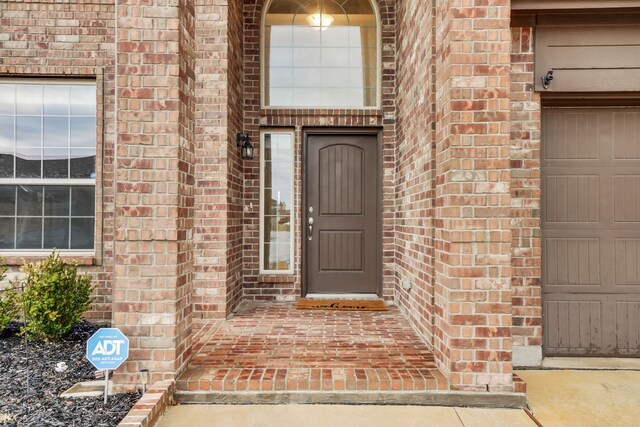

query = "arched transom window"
263;0;380;108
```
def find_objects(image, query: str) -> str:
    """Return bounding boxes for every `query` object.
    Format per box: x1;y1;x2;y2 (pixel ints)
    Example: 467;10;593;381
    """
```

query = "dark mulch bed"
0;321;140;427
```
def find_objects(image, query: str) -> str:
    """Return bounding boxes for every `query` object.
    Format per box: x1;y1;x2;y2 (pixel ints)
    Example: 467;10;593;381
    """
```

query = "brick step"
181;303;523;407
177;366;447;393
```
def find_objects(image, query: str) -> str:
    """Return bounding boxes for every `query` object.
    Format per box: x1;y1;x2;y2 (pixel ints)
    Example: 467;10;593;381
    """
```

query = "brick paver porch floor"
177;301;448;393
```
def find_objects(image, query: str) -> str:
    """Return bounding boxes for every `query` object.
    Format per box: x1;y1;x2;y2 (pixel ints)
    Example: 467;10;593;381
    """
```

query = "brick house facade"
1;0;639;394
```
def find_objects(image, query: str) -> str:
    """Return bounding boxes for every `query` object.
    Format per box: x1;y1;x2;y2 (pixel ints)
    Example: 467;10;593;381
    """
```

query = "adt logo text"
91;339;126;357
86;328;129;371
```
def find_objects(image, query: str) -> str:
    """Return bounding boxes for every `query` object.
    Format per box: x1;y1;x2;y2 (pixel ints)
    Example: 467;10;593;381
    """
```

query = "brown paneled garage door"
542;107;640;356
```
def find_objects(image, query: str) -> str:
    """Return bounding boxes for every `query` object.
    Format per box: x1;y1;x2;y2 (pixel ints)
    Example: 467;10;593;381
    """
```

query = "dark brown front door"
304;132;380;295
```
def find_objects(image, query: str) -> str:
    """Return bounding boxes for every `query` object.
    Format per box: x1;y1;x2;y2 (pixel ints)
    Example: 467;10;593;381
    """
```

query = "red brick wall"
177;0;197;378
192;0;244;319
396;0;518;392
241;0;397;301
510;26;542;350
395;0;436;344
432;0;514;391
0;0;116;322
1;0;549;389
112;0;195;388
225;0;245;314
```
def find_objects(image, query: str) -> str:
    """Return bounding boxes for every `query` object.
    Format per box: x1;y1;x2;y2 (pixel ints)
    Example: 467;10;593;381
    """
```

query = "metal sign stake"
104;369;109;404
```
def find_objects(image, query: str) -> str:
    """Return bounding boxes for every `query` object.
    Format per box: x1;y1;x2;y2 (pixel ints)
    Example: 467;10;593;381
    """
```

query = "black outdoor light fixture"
541;70;554;89
237;132;254;160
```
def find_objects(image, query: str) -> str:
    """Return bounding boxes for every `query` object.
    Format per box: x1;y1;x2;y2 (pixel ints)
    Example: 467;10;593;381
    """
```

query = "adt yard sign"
87;328;129;404
87;328;129;371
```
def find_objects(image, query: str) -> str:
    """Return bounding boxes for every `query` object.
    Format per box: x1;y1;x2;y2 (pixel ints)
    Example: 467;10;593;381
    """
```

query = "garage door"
542;107;640;356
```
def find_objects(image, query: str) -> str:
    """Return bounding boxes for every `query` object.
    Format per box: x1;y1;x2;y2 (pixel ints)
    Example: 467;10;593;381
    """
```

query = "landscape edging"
117;380;175;427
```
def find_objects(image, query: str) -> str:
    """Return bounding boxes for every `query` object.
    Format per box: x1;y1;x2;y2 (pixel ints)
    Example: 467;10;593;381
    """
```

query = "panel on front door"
542;107;640;356
305;134;379;294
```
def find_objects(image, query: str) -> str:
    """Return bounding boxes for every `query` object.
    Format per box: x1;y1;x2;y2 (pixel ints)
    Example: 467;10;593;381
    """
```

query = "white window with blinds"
0;80;97;251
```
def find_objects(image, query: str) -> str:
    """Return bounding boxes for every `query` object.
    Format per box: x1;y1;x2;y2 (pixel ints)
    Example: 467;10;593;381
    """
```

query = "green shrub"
0;257;19;332
21;251;93;340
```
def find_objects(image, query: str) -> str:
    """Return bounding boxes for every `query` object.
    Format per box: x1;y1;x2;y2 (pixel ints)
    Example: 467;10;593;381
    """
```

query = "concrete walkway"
156;405;536;427
159;369;640;426
518;370;640;427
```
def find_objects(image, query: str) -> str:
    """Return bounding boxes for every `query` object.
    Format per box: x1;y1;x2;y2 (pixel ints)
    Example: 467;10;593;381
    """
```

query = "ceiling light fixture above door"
306;13;334;31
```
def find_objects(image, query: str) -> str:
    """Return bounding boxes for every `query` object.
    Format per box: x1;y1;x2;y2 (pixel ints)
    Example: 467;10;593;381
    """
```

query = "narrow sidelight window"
260;130;294;274
0;80;97;251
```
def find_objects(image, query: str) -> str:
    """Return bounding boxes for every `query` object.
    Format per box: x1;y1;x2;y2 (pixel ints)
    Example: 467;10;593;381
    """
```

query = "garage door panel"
543;110;600;160
544;232;640;294
546;300;559;351
613;175;640;223
546;298;640;356
544;299;604;355
543;107;640;356
544;174;599;223
615;239;640;286
544;237;600;287
616;301;640;354
612;111;640;160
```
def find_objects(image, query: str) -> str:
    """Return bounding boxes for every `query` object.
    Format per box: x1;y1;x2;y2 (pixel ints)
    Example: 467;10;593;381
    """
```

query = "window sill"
260;108;383;117
0;252;96;266
257;274;295;283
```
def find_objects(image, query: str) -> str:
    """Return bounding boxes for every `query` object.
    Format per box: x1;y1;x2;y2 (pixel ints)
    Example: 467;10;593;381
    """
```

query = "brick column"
395;0;437;343
510;26;542;365
192;0;244;319
433;0;514;391
112;0;195;388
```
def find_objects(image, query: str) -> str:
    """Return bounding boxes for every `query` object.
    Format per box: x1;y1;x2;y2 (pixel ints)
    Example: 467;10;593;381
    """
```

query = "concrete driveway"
518;370;640;427
156;405;536;427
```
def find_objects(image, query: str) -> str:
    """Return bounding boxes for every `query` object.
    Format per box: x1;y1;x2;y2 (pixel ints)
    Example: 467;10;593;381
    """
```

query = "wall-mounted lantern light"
237;132;254;160
541;70;554;89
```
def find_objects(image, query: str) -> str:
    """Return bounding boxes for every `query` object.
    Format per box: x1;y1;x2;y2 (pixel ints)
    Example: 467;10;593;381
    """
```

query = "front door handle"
308;216;314;241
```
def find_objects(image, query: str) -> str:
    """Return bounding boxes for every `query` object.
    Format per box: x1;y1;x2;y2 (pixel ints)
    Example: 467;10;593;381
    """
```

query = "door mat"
296;299;388;311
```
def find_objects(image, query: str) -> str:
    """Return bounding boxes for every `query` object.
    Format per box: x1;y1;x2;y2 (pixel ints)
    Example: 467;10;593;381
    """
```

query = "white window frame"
260;0;383;110
259;129;295;275
0;78;97;255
